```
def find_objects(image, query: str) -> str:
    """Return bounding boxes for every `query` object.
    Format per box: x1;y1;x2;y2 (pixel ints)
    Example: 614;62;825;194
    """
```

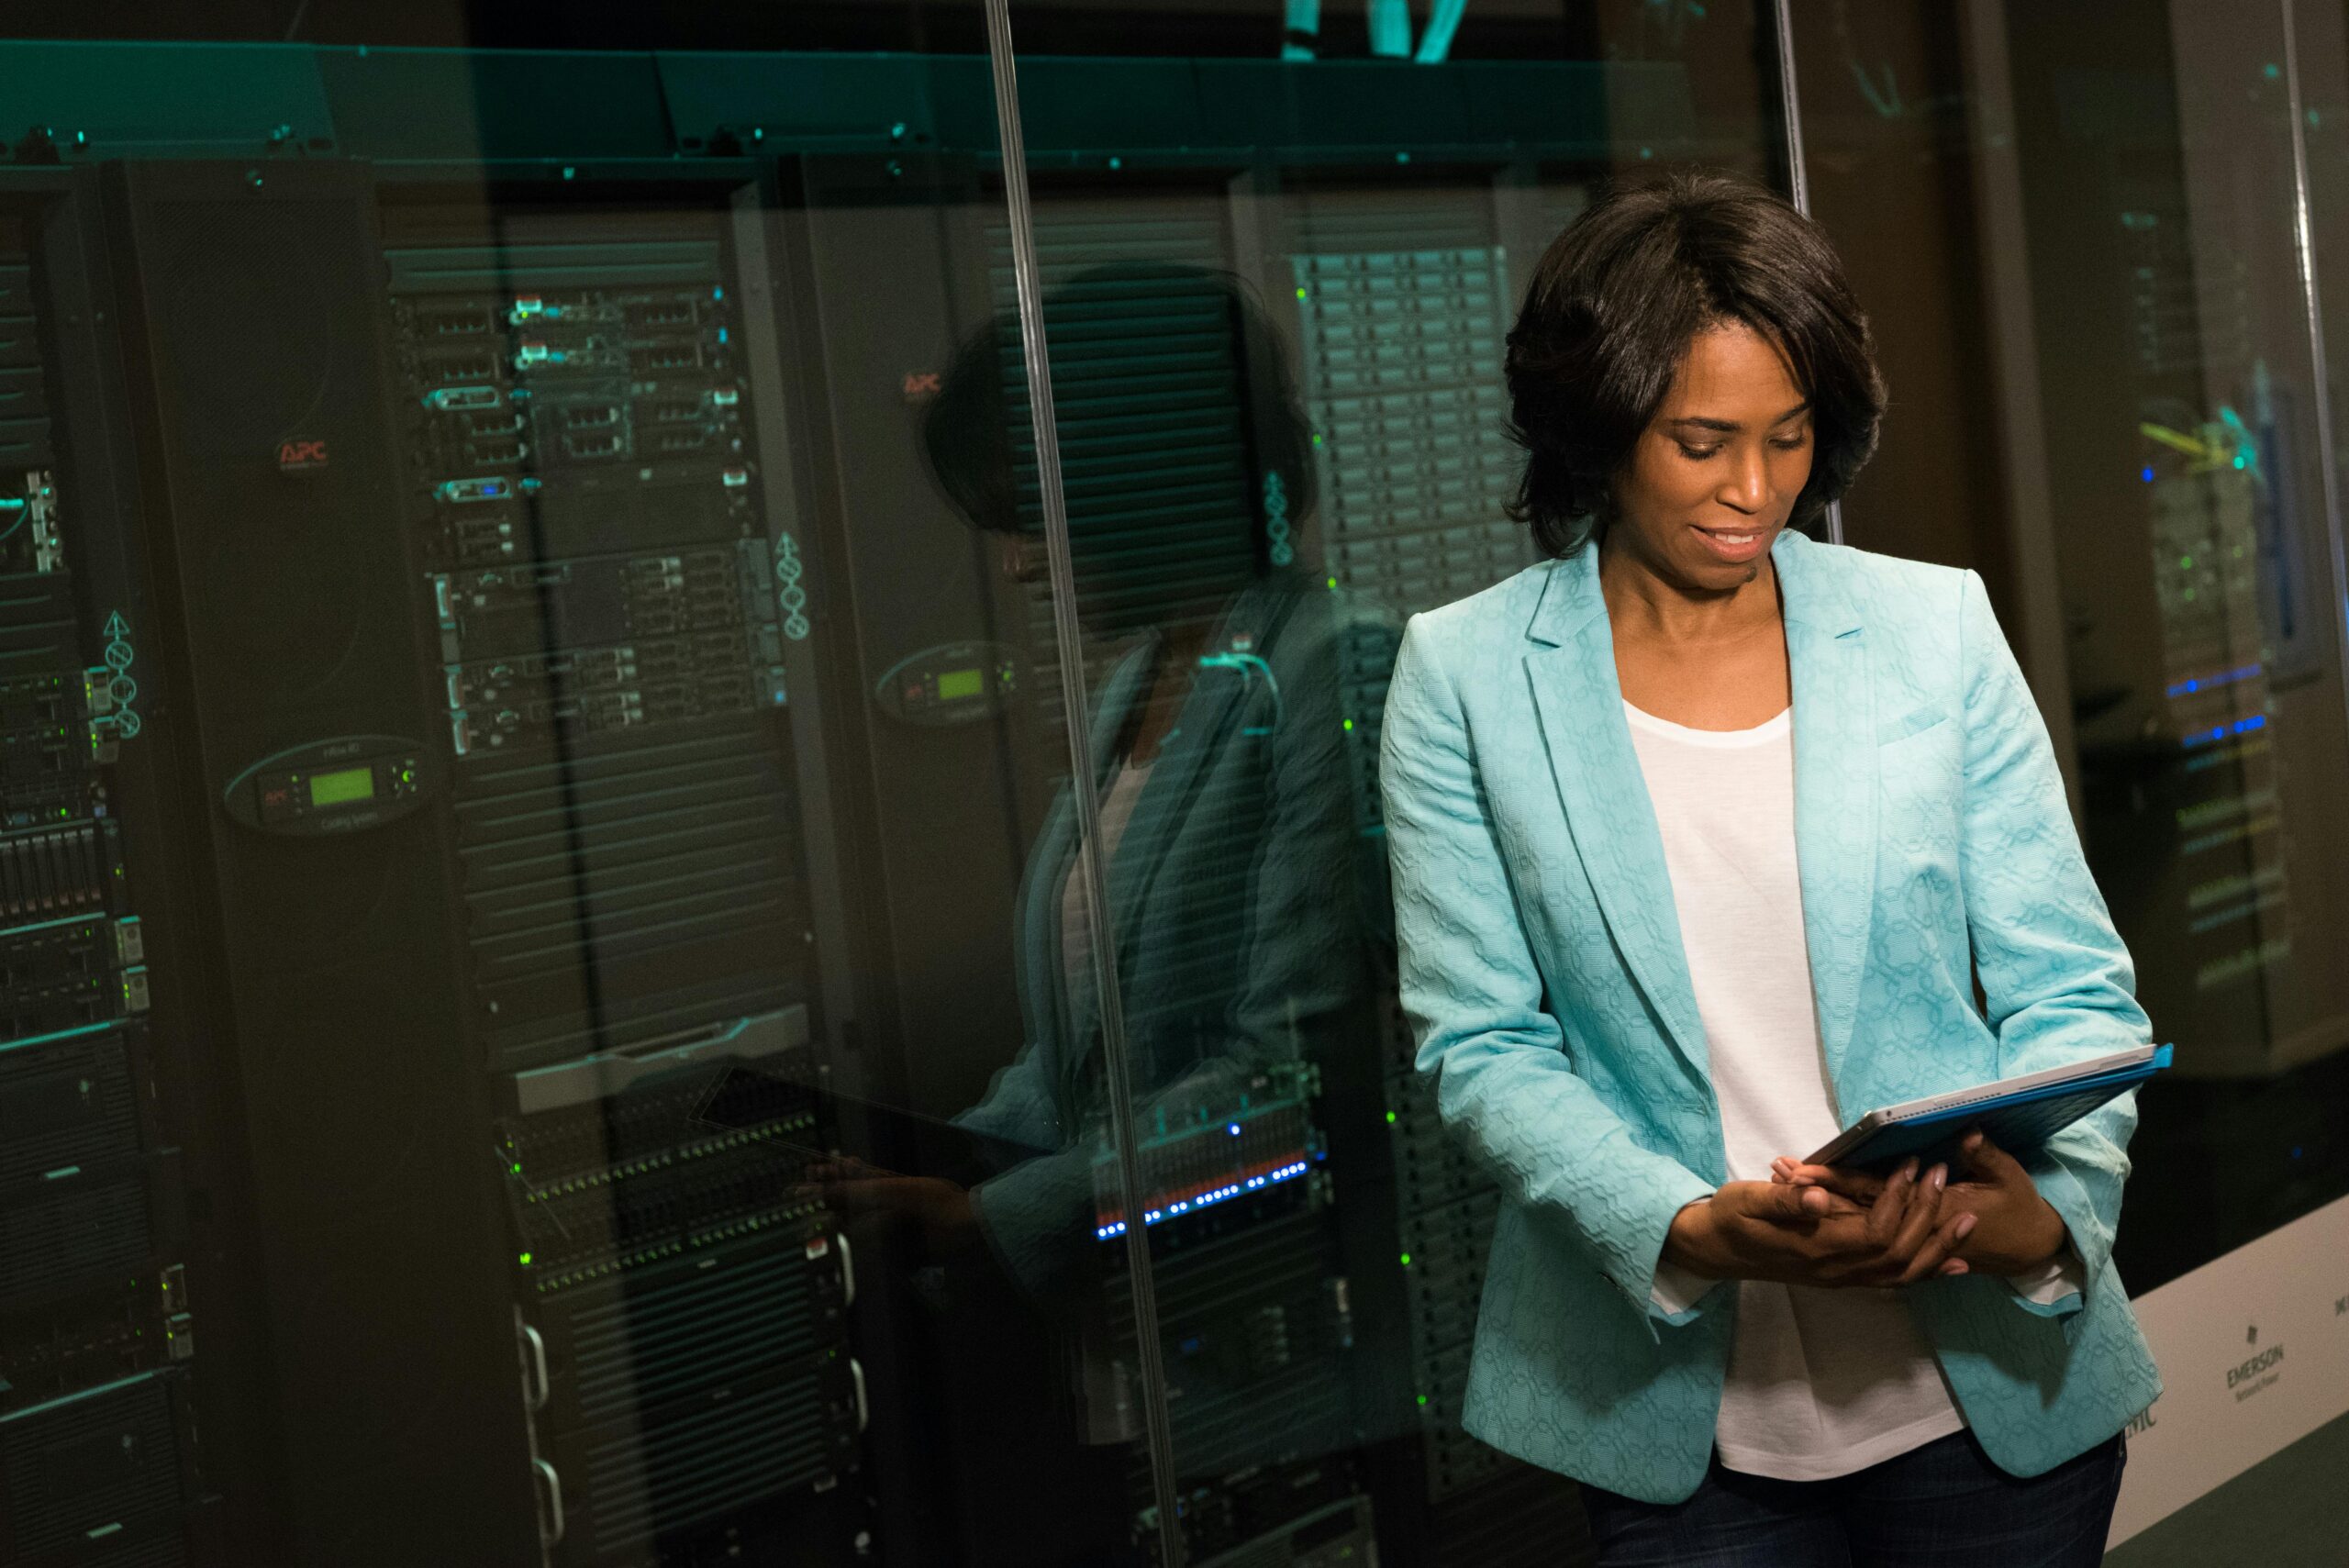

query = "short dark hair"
1503;172;1885;557
922;261;1315;545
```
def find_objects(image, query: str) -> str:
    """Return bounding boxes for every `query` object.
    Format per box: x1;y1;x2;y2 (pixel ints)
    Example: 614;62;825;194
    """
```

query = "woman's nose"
1718;449;1769;514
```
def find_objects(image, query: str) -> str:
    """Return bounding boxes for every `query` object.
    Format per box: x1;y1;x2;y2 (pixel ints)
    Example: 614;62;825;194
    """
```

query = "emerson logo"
2227;1324;2284;1400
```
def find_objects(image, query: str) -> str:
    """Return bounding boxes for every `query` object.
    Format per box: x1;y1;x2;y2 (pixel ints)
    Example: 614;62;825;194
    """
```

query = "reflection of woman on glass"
1379;175;2160;1564
919;266;1375;1315
823;262;1380;1350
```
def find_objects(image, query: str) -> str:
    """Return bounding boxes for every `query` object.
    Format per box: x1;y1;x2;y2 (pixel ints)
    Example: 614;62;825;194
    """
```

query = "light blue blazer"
1377;528;2162;1504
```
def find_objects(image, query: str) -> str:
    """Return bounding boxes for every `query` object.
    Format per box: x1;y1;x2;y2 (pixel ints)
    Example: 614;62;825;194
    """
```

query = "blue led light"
1228;1123;1241;1136
2165;663;2262;699
1095;1158;1312;1240
2181;712;2269;749
2141;466;2155;483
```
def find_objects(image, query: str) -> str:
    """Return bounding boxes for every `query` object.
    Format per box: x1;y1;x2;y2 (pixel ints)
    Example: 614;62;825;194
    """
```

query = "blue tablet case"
1827;1045;2175;1173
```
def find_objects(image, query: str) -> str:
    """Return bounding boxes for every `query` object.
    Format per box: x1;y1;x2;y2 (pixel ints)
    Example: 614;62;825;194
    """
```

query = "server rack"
0;181;221;1568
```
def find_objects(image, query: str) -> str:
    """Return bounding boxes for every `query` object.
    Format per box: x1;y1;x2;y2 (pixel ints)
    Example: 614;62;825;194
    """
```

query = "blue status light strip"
1095;1158;1311;1240
2166;662;2263;698
2183;713;2269;748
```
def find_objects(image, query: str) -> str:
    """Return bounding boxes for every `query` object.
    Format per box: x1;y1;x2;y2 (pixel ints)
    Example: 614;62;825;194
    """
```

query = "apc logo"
901;372;941;402
277;438;329;473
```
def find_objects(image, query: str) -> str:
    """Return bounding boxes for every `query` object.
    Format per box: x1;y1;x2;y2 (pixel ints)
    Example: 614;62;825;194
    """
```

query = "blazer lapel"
1523;552;1711;1087
1054;638;1160;1084
1096;653;1245;962
1096;583;1289;967
1776;532;1876;1097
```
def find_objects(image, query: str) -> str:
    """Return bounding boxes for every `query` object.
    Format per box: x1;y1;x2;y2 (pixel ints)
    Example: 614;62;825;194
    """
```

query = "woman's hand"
803;1155;981;1255
1664;1159;1976;1289
1771;1129;2067;1276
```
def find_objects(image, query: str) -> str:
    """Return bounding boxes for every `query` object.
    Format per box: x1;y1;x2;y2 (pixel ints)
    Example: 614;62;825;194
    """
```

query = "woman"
1378;173;2160;1565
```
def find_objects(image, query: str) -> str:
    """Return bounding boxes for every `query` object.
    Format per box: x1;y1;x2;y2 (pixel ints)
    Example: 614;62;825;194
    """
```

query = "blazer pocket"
1877;706;1950;745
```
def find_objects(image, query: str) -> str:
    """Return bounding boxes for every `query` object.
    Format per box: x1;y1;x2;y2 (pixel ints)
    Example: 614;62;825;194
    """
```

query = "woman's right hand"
1662;1159;1976;1289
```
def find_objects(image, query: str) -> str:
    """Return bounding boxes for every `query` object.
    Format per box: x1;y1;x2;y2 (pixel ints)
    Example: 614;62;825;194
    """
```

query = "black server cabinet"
99;159;543;1567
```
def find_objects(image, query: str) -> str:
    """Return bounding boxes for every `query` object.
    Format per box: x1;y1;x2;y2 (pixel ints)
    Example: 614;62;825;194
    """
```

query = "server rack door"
100;159;542;1567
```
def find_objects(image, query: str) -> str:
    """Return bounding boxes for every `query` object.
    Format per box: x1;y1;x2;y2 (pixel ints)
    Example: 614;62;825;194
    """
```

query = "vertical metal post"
1770;0;1842;545
979;2;1188;1562
2280;0;2349;745
1957;0;2084;816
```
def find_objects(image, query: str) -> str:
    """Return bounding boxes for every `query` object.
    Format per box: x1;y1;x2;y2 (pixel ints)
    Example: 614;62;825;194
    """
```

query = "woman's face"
1609;321;1814;593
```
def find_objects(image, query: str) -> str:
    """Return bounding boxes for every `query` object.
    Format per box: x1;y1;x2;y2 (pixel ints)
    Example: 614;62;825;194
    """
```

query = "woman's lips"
1691;523;1771;565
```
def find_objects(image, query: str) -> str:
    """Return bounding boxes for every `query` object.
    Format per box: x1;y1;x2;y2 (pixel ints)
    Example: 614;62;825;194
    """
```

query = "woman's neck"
1120;622;1213;763
1598;530;1782;647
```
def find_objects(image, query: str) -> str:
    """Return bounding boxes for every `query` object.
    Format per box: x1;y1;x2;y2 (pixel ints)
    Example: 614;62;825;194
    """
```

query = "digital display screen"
937;668;985;701
308;766;376;808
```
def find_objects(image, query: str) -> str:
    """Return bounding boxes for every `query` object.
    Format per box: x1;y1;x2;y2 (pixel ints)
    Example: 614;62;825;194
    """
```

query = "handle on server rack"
519;1322;551;1412
515;1005;809;1116
849;1357;869;1435
835;1230;855;1309
532;1458;566;1548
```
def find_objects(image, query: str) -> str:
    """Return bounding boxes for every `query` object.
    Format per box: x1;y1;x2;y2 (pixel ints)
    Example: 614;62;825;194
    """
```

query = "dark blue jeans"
1580;1428;2127;1568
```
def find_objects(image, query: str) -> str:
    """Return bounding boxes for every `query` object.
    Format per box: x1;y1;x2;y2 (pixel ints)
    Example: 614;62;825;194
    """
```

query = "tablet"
1805;1043;2174;1173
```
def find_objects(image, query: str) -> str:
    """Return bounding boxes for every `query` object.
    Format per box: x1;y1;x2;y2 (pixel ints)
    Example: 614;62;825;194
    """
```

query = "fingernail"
1930;1165;1947;1192
1956;1213;1978;1237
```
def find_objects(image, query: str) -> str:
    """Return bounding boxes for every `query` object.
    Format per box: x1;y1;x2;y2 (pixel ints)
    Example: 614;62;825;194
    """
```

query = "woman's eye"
1676;444;1720;461
1772;432;1810;450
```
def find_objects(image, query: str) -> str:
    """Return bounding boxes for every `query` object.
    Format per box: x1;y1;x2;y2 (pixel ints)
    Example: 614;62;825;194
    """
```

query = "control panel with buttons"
221;736;432;835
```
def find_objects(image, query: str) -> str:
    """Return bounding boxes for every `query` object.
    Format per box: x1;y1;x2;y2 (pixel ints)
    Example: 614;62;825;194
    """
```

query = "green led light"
1385;1110;1397;1123
510;1162;522;1173
1399;1252;1412;1266
2179;555;2193;570
518;1251;533;1265
1417;1394;1429;1406
1295;286;1308;300
1326;576;1338;590
1342;718;1354;731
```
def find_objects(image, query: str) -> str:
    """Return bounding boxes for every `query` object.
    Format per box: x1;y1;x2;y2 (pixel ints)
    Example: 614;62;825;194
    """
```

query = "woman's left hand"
1772;1129;2068;1276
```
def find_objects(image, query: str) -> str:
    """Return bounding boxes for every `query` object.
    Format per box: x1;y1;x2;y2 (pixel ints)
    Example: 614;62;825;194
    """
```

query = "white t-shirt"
1624;700;2076;1481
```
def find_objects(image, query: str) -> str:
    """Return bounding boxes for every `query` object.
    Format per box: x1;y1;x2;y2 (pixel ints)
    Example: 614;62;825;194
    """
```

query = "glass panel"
1990;0;2349;1291
0;19;1178;1568
1801;0;2349;1296
1000;6;1788;1562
